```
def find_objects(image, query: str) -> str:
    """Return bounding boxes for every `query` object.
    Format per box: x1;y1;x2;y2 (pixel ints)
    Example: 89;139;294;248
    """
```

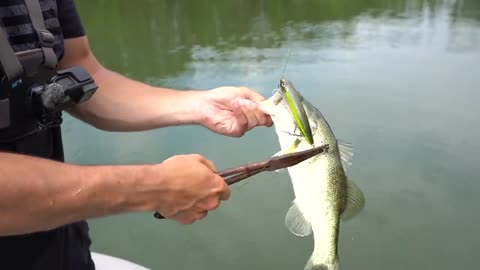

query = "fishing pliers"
153;144;329;219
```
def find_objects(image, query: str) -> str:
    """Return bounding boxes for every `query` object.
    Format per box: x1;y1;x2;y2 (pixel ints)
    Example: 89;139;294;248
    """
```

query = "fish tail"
304;255;339;270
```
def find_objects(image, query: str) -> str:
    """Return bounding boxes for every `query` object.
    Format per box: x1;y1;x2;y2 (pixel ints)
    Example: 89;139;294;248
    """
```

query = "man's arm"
58;36;204;131
58;36;271;135
0;152;227;236
0;152;140;236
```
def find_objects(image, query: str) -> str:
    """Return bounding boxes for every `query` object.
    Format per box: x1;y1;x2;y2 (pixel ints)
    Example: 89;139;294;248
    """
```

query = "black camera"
30;66;98;128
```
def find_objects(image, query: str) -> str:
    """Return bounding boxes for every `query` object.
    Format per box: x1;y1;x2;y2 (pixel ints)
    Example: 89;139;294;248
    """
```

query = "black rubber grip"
153;211;165;219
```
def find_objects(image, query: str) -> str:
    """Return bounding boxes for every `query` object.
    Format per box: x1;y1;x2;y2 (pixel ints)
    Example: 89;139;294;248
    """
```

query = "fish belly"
288;154;340;264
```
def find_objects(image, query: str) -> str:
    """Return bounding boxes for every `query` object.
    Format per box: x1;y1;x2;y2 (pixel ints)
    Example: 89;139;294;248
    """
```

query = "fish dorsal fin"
340;180;365;221
285;200;312;237
337;140;353;172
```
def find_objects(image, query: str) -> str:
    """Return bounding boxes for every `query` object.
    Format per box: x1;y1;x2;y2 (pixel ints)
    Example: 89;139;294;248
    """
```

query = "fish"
259;78;365;270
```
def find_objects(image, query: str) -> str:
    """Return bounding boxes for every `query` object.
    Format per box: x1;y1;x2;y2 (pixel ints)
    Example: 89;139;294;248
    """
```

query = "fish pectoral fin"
286;138;302;153
338;140;354;172
340;180;365;221
285;200;312;237
272;138;301;157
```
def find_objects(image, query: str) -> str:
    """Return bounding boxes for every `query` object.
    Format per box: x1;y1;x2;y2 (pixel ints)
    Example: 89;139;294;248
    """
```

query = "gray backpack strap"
0;26;24;83
24;0;58;69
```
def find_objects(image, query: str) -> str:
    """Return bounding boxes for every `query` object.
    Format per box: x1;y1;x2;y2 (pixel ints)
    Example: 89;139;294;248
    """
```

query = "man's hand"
196;87;273;137
143;154;229;225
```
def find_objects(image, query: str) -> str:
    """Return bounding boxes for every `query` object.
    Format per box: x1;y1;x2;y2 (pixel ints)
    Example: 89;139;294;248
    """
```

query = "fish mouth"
271;78;289;105
272;89;283;105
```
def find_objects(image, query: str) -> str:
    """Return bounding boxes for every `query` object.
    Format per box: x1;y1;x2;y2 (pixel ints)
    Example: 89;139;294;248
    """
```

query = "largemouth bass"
259;79;365;270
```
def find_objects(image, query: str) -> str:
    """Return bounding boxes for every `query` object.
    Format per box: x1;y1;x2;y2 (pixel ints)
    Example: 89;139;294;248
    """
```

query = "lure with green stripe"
279;78;314;145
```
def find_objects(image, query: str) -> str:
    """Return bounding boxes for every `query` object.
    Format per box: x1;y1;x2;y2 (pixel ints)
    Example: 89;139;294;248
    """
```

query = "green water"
66;0;480;269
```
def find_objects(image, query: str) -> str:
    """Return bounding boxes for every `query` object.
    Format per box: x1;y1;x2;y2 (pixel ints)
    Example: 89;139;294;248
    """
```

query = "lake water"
67;1;480;269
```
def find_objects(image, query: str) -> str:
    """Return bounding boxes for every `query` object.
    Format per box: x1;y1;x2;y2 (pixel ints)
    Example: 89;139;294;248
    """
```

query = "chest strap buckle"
36;29;55;48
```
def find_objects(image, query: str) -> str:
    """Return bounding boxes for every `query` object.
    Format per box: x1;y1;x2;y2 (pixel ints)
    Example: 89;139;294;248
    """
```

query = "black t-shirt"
0;0;85;60
0;2;95;270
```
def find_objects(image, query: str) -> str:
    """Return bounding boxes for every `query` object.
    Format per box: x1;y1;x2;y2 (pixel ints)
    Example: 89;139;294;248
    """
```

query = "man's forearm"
0;152;145;236
69;67;204;131
59;37;205;131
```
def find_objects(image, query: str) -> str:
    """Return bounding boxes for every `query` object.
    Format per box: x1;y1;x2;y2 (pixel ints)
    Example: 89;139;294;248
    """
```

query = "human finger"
244;100;272;128
234;99;259;131
230;99;249;137
194;154;217;172
171;210;199;225
238;86;266;103
197;210;208;220
219;179;231;201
